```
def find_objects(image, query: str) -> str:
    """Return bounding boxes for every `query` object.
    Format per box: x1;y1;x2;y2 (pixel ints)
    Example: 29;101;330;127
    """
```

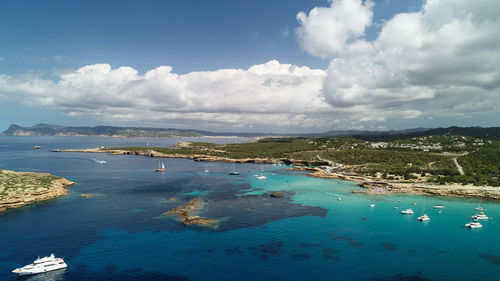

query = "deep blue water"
1;136;499;281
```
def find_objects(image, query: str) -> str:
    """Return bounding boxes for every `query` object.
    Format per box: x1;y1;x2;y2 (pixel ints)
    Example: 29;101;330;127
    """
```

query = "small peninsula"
0;169;75;212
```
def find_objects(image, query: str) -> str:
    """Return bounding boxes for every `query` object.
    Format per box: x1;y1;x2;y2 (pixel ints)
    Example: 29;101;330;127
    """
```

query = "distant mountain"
2;124;499;139
1;124;205;137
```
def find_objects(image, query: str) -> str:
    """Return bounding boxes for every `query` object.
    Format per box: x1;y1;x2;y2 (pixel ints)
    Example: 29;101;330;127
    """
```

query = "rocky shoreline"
0;170;76;212
52;147;328;166
294;167;500;201
54;147;500;201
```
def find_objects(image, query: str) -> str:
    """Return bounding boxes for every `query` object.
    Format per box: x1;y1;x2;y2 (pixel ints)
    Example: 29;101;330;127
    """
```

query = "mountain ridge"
2;124;499;139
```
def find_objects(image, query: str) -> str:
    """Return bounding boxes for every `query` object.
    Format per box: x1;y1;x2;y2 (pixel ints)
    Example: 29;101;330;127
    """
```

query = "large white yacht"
12;254;67;276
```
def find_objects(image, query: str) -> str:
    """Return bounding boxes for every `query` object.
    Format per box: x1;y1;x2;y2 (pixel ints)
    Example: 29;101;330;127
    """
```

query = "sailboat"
418;201;430;221
155;161;166;172
256;166;266;180
417;205;430;221
229;163;240;175
474;196;485;211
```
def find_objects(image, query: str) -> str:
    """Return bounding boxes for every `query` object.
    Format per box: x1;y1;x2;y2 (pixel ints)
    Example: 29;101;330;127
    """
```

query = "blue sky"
0;0;498;133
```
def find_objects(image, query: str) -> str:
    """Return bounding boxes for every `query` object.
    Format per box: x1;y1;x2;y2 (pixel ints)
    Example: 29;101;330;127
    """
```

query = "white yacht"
465;222;482;229
417;214;430;221
369;203;375;207
401;209;414;214
474;206;485;211
12;254;67;276
471;213;489;220
433;204;445;209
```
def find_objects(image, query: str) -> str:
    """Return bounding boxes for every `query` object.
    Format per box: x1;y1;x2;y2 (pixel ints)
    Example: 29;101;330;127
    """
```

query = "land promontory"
0;169;75;212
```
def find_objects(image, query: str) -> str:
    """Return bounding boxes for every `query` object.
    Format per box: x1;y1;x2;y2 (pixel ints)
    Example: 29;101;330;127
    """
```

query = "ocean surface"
0;136;499;281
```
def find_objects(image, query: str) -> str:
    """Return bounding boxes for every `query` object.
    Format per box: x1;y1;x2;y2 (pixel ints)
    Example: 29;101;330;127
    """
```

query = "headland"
0;169;75;212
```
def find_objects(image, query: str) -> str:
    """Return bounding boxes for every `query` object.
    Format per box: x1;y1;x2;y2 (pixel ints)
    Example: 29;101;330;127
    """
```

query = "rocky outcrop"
163;198;218;226
79;193;101;198
0;170;75;212
270;192;285;198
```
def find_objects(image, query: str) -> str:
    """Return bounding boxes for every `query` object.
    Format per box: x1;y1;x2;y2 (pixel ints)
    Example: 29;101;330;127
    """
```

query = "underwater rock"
270;191;284;198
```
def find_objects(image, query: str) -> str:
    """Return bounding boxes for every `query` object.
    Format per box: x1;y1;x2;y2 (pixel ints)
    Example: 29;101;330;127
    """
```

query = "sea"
0;136;499;281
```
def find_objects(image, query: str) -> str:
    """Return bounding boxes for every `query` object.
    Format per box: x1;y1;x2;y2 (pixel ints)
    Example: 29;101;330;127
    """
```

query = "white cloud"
1;0;499;132
296;0;374;58
0;61;334;130
297;0;500;121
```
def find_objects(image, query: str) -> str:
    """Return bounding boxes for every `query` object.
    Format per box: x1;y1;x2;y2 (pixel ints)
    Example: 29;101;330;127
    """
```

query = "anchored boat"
12;254;67;276
155;161;166;172
401;208;414;215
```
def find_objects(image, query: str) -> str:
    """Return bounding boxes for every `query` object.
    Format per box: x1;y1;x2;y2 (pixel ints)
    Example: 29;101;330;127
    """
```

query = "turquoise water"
0;137;499;280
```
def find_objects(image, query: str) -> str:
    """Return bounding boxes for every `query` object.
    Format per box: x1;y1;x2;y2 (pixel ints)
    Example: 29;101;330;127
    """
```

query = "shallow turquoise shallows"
1;136;499;281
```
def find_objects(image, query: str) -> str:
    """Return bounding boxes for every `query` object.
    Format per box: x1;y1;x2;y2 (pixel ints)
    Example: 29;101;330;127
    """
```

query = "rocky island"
163;198;218;226
0;169;75;212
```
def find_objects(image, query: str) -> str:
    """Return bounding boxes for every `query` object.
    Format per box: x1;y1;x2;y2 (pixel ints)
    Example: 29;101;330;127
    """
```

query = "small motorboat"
433;204;445;209
401;209;414;215
417;214;430;221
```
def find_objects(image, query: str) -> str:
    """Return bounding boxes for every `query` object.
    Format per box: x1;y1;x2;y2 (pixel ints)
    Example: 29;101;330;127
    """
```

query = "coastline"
53;147;500;201
295;167;500;201
0;170;76;212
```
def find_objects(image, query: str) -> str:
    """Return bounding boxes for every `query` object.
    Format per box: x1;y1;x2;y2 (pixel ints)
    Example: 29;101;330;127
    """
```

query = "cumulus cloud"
296;0;374;58
1;0;499;132
0;61;335;130
297;0;500;121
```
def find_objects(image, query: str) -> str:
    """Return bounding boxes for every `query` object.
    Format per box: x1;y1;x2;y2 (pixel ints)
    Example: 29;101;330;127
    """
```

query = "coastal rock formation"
0;170;75;212
79;193;101;198
163;198;218;226
270;192;285;198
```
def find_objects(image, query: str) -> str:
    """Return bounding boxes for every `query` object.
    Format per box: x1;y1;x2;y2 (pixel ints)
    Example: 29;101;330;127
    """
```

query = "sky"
0;0;499;133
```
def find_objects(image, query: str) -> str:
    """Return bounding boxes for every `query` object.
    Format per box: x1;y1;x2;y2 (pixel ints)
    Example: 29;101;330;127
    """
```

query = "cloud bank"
296;0;500;122
1;0;499;131
0;61;338;130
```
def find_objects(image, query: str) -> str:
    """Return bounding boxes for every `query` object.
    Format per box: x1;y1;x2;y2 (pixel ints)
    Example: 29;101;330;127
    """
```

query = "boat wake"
91;158;107;165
